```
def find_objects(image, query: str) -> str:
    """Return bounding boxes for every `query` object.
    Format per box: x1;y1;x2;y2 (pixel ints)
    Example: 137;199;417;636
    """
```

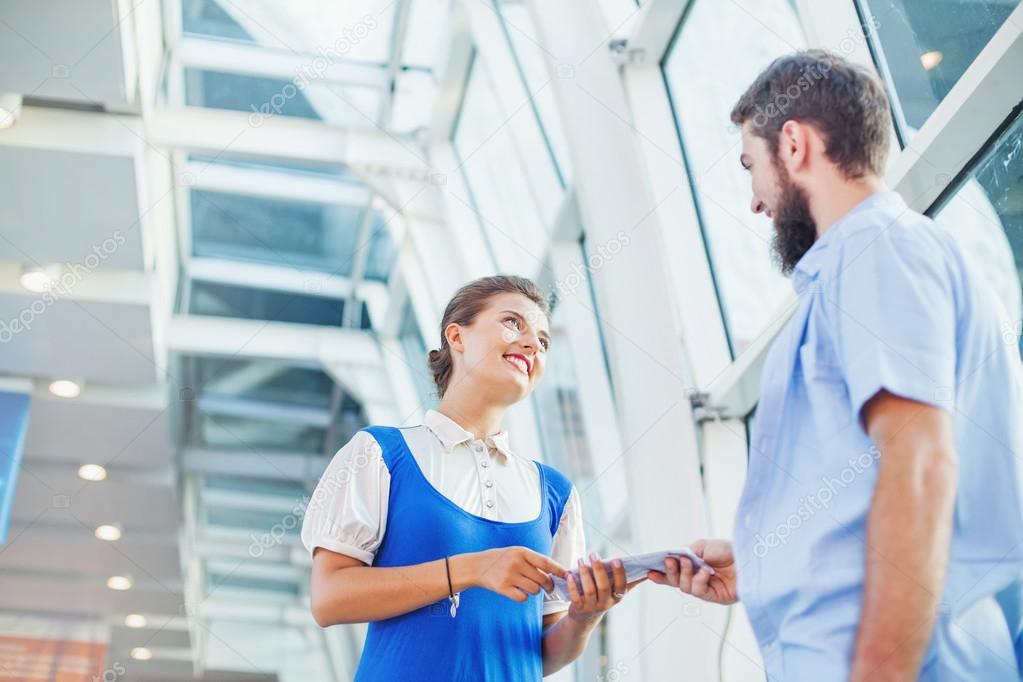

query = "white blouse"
301;409;586;615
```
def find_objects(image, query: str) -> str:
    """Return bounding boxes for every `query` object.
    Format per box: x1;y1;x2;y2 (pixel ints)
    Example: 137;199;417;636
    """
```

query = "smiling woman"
301;275;636;681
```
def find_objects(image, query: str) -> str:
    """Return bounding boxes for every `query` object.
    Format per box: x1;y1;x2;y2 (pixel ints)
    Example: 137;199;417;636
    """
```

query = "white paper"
550;548;715;601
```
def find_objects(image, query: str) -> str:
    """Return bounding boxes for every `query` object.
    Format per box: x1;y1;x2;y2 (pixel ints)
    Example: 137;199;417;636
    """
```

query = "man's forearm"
849;442;957;681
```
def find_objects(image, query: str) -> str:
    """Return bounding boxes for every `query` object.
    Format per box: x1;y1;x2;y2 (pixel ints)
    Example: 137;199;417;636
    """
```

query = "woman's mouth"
503;354;530;375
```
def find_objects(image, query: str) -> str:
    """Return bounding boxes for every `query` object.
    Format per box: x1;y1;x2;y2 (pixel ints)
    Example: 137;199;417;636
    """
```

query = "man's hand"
646;539;739;605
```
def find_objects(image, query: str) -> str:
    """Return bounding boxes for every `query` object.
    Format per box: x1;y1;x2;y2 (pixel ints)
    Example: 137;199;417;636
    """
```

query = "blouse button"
480;461;489;468
485;480;493;488
486;500;495;508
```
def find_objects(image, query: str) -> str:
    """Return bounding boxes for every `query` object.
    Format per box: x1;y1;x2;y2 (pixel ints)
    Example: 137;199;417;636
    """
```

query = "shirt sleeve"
300;430;390;565
828;225;958;427
544;486;586;615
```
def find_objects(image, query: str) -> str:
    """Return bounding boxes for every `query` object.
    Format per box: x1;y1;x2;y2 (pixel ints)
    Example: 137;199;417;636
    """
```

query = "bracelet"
444;556;460;618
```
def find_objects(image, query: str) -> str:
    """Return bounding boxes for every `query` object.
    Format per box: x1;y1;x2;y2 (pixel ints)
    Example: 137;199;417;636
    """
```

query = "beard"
770;163;818;276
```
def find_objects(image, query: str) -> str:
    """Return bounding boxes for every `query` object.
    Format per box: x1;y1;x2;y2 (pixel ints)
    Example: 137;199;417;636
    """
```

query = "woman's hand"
646;539;739;605
464;546;566;603
566;552;645;623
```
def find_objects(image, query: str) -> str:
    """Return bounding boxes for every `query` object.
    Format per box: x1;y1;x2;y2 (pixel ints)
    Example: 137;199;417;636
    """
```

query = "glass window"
495;0;573;184
190;189;366;273
663;0;804;356
194;357;335;409
181;0;396;64
187;153;358;181
184;68;382;127
859;0;1021;139
932;111;1023;359
453;55;549;276
191;280;374;327
399;302;439;410
196;412;328;453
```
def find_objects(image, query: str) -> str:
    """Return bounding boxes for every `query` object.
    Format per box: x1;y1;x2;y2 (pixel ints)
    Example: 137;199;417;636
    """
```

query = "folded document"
550;548;714;601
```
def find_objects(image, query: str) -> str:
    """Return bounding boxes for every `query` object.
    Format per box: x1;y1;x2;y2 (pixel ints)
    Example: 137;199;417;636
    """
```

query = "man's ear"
778;119;810;174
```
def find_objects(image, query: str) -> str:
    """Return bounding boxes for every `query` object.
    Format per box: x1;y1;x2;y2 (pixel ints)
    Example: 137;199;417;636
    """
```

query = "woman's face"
446;292;550;404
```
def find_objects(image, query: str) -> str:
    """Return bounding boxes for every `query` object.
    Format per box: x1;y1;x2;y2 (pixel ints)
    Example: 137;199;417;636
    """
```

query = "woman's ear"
444;322;463;353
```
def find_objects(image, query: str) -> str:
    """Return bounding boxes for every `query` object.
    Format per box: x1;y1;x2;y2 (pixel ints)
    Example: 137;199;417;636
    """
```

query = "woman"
302;275;638;680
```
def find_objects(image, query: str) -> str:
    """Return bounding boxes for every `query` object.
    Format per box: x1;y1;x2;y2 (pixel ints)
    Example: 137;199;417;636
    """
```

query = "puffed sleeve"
301;430;390;565
544;486;586;615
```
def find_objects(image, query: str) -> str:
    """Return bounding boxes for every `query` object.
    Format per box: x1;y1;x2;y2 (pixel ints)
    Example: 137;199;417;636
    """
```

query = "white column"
526;1;715;678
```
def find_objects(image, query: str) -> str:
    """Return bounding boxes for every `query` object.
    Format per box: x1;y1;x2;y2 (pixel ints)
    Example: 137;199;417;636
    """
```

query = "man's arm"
849;390;957;681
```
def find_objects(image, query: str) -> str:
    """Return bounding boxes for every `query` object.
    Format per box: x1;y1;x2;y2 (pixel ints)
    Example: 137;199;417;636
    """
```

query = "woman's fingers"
577;558;597;603
590;553;611;599
610;559;627;597
566;568;583;608
664;557;681;588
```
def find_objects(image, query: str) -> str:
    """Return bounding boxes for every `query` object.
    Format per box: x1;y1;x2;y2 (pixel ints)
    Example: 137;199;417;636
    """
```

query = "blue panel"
0;391;31;544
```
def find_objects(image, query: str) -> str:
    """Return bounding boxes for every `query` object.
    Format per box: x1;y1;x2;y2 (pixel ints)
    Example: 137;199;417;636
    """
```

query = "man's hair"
731;49;891;178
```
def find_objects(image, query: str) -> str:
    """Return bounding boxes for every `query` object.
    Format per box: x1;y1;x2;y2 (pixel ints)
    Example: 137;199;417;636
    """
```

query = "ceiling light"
95;524;122;541
106;575;132;591
124;614;147;628
130;647;152;661
0;93;22;130
19;265;61;293
920;51;943;71
77;464;107;481
49;379;81;398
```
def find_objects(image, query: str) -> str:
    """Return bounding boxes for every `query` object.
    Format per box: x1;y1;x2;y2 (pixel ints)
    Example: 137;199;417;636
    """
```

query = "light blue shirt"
734;191;1023;681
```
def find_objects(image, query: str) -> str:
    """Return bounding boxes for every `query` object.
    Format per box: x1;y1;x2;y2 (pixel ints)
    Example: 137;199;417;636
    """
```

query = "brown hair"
730;49;891;178
427;275;553;398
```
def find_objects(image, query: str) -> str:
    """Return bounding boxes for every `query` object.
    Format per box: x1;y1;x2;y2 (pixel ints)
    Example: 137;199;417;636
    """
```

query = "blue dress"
354;425;573;682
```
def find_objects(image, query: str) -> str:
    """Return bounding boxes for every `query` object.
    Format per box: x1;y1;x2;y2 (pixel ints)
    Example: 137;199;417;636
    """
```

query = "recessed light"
95;524;122;541
77;464;107;482
0;93;22;130
130;647;152;661
49;379;81;398
920;51;943;71
107;575;132;591
19;265;60;293
124;614;147;628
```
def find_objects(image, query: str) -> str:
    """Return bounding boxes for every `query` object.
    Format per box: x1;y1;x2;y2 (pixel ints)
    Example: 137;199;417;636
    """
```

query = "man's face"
739;122;818;275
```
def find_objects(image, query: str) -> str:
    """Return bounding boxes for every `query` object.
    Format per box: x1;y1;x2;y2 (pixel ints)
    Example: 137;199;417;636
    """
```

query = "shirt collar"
792;191;905;294
422;409;512;460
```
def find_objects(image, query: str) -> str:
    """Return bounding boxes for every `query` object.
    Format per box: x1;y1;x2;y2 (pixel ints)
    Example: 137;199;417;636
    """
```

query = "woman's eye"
504;317;521;329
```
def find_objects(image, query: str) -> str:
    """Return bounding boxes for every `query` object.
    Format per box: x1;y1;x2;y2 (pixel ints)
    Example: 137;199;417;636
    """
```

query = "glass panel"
532;325;594;482
197;412;327;452
399;302;438;410
859;0;1021;139
495;0;573;184
363;214;398;282
190;280;360;327
204;474;308;498
195;357;335;409
390;69;439;133
184;68;382;127
402;0;447;69
933;112;1023;360
190;189;364;273
187;152;359;181
181;0;396;64
663;0;804;356
453;56;549;276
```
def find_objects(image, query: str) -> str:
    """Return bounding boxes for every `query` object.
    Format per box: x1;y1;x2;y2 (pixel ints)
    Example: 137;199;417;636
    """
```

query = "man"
650;51;1023;680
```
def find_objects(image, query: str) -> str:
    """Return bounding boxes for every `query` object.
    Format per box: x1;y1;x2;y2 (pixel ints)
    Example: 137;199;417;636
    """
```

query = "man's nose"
751;197;766;214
